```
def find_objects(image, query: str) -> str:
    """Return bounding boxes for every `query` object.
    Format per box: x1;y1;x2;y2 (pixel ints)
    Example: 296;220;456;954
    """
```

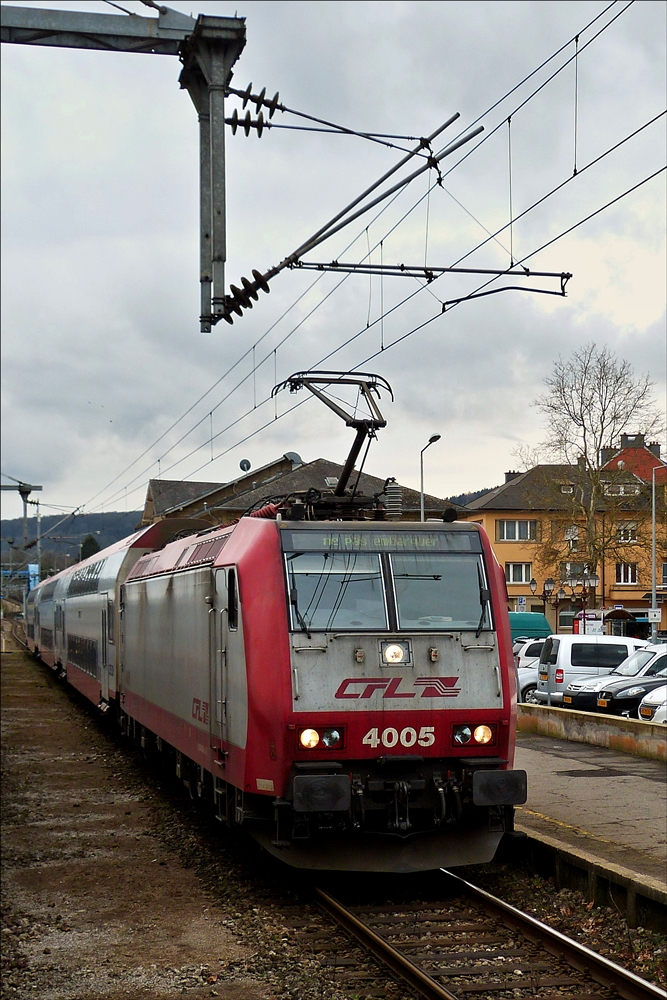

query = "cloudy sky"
2;0;665;521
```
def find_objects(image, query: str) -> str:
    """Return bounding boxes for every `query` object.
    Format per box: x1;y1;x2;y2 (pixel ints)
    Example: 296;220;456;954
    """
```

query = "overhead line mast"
2;4;572;331
1;3;246;332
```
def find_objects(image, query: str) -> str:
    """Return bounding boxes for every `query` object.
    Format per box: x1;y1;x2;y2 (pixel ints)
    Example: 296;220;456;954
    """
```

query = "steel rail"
315;876;666;1000
442;870;667;1000
12;620;29;648
314;886;458;1000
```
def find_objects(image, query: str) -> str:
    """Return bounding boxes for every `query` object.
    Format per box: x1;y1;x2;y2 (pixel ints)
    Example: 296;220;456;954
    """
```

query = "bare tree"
515;344;664;597
536;343;662;468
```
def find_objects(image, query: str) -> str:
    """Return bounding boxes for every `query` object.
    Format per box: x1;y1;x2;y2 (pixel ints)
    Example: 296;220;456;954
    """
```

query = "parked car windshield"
286;552;387;631
391;553;490;631
613;648;657;677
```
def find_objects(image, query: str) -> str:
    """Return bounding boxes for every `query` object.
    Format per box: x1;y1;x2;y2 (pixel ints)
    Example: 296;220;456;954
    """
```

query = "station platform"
514;730;667;894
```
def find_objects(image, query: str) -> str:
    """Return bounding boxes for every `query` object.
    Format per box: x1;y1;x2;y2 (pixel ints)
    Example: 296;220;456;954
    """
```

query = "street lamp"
563;570;600;635
420;434;441;522
651;465;658;641
529;577;555;615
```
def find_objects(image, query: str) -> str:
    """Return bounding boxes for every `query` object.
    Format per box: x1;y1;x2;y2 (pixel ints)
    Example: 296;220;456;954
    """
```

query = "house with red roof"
601;432;665;481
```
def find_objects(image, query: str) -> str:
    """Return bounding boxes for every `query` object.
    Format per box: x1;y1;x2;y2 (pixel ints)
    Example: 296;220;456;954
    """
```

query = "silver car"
515;638;547;703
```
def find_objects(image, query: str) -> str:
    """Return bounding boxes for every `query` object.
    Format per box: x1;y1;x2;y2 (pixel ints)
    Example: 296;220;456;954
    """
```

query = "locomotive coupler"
351;776;365;829
446;777;463;823
389;780;412;831
272;798;292;847
433;772;447;826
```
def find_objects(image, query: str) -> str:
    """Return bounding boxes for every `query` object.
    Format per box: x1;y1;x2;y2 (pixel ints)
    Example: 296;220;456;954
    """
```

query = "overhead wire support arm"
221;119;484;324
441;283;571;312
290;261;572;284
225;82;434;154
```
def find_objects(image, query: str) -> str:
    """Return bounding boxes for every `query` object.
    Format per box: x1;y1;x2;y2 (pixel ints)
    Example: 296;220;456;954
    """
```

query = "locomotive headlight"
321;728;342;748
380;640;410;665
453;725;472;745
473;725;493;744
299;728;320;749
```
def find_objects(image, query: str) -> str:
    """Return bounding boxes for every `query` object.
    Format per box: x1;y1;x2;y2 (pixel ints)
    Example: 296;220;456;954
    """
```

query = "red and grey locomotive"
25;373;526;872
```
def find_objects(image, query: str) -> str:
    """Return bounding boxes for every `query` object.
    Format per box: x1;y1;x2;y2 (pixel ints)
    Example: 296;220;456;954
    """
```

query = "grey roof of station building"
208;457;458;517
146;479;224;518
465;464;650;513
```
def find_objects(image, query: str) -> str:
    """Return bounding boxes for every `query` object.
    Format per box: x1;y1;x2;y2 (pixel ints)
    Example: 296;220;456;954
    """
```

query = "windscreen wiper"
289;573;312;638
475;563;490;639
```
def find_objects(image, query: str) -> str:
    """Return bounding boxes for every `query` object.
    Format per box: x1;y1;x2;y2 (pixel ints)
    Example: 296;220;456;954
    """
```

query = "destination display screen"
282;529;481;553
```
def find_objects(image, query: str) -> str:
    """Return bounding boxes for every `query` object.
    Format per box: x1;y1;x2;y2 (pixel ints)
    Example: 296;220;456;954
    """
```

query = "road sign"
517;596;527;609
648;608;661;622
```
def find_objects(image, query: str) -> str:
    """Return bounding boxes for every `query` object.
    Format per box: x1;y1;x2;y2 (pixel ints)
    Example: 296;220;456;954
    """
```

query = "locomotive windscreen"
286;552;387;631
283;528;490;633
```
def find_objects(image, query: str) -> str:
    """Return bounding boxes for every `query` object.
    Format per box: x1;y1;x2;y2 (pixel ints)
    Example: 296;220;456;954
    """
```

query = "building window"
564;524;579;551
617;521;637;543
603;482;640;496
505;563;532;584
616;563;637;585
496;519;540;541
561;562;590;583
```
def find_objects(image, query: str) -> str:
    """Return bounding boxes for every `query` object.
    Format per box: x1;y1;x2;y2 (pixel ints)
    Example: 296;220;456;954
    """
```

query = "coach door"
100;593;109;702
210;567;247;750
55;602;65;662
210;570;228;745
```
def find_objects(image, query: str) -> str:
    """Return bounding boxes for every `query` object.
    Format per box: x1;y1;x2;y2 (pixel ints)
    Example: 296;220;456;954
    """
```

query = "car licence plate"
640;707;652;718
597;698;608;708
539;672;548;681
563;696;573;704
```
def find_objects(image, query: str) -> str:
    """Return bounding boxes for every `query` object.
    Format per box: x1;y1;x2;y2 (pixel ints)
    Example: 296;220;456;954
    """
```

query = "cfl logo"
192;698;210;724
334;676;460;699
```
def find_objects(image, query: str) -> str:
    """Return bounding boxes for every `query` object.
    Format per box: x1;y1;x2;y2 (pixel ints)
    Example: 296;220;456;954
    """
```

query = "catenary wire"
159;165;666;495
85;1;638;510
219;166;667;469
84;0;624;512
92;115;664;510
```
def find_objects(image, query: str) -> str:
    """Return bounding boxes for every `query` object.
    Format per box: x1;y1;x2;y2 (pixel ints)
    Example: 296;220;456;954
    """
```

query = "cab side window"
227;568;238;631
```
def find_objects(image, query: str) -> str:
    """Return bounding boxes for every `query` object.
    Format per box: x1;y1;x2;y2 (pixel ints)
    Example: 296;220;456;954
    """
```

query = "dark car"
564;646;666;712
596;659;667;717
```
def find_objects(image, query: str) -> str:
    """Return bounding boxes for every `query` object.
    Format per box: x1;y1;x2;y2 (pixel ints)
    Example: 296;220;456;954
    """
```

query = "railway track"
313;871;666;1000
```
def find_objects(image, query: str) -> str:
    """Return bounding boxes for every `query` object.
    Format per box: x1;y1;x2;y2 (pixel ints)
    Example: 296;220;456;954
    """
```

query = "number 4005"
362;726;435;749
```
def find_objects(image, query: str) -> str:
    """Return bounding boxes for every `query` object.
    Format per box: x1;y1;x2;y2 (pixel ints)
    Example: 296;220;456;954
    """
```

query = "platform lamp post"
420;434;441;522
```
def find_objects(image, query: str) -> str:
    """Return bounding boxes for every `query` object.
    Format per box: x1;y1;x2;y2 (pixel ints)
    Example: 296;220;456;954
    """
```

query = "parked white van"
535;634;649;706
